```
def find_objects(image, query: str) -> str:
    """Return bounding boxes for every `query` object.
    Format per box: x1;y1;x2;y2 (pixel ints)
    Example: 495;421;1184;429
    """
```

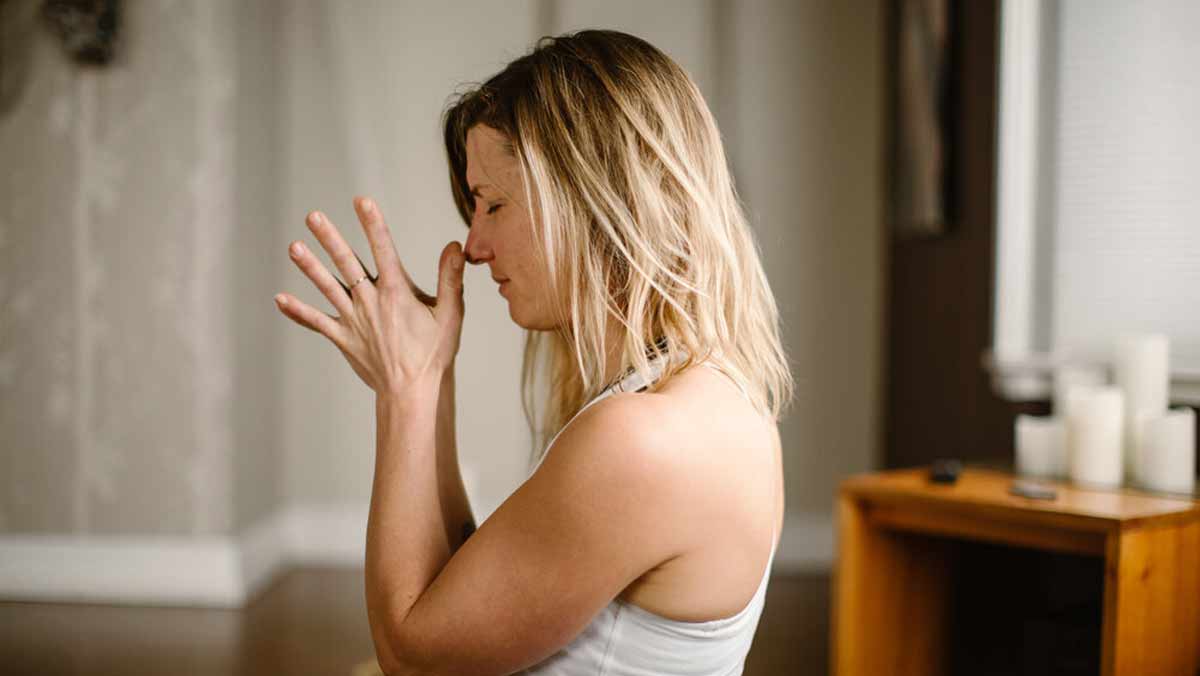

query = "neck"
599;321;673;391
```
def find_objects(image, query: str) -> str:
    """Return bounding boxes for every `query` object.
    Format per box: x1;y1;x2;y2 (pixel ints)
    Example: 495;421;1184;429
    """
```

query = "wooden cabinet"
832;468;1200;675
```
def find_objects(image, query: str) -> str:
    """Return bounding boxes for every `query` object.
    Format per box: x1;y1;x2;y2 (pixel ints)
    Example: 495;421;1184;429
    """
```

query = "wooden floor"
0;568;829;675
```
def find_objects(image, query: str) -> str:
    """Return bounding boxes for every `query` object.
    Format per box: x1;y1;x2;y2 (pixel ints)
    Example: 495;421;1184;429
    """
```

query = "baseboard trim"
0;505;831;607
0;502;368;608
0;534;244;607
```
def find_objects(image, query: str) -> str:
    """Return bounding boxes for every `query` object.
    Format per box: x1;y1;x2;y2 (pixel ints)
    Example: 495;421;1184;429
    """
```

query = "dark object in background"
0;0;38;115
40;0;119;65
930;458;962;484
890;0;960;238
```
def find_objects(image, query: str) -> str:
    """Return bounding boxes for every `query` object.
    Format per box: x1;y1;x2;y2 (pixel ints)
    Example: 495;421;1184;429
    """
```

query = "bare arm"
365;383;449;675
274;195;478;674
435;366;475;553
366;370;478;674
372;394;689;675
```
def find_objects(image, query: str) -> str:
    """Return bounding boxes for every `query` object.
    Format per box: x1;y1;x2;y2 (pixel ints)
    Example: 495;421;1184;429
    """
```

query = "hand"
274;196;466;395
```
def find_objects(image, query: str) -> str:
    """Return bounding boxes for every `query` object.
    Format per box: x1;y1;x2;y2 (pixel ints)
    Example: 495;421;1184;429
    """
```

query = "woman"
274;29;793;676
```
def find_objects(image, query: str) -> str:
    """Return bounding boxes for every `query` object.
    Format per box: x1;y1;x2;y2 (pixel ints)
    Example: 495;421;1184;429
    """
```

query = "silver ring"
348;274;370;289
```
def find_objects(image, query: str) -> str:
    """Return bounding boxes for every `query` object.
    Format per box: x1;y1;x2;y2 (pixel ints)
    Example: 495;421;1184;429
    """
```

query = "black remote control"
930;459;962;484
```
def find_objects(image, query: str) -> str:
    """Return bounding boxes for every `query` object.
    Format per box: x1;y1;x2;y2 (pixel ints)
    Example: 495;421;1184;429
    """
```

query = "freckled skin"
462;125;560;331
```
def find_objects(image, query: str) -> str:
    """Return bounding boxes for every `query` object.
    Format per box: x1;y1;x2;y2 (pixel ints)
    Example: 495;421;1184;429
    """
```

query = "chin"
506;302;532;329
507;301;557;331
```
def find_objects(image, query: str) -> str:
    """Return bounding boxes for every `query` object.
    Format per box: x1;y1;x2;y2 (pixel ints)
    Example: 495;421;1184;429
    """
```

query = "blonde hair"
443;29;794;463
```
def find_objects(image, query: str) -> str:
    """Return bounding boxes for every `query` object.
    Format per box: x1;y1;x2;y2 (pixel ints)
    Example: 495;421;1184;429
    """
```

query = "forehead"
465;125;517;188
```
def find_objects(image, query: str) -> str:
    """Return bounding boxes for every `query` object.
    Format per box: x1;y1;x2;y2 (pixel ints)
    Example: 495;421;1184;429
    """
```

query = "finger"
336;250;377;296
306;211;374;299
288;240;354;317
274;292;346;345
354;197;409;289
351;250;378;285
434;240;466;325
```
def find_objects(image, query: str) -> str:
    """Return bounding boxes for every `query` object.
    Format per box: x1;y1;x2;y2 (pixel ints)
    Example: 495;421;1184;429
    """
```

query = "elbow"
376;655;429;676
374;652;401;676
377;621;506;676
372;620;420;676
373;648;403;676
378;657;468;676
376;630;443;676
375;641;427;676
378;647;499;676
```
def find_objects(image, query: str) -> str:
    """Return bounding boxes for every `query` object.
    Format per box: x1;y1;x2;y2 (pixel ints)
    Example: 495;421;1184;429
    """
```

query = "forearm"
435;366;475;554
365;381;448;672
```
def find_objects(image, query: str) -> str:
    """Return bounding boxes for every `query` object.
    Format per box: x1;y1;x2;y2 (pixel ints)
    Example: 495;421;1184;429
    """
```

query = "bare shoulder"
522;389;704;581
545;363;781;553
625;363;784;619
557;364;778;493
542;391;694;509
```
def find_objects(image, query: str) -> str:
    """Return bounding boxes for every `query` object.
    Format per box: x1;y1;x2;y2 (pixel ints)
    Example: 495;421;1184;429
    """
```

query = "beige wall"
276;1;540;521
232;0;287;534
726;1;885;514
1;0;882;561
0;0;282;536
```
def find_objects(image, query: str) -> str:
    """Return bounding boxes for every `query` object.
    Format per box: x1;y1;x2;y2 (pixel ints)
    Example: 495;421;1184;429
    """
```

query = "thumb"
434;240;465;325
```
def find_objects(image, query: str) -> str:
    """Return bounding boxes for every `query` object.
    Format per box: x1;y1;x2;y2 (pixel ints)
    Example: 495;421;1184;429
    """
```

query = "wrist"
376;373;443;412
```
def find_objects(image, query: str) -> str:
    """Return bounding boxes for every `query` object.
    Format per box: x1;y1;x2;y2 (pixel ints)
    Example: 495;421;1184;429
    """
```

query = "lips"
489;271;510;297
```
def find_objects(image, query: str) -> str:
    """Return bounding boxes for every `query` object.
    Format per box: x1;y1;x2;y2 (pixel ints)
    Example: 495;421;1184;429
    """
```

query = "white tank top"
522;356;779;676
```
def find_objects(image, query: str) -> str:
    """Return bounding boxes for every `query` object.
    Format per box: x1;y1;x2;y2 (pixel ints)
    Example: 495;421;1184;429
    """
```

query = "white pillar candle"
1066;386;1124;488
1015;415;1066;478
1137;407;1196;494
1053;365;1107;417
1114;334;1170;483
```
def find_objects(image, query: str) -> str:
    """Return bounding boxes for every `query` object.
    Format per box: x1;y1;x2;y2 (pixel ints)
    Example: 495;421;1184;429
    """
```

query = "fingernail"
274;294;287;307
290;242;304;257
307;212;321;227
360;198;375;213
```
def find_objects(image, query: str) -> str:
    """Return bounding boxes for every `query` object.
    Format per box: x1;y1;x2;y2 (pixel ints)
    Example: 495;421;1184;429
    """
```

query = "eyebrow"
469;183;494;198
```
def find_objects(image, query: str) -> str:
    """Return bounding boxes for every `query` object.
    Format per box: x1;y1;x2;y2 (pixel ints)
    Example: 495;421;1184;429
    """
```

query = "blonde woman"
275;29;793;676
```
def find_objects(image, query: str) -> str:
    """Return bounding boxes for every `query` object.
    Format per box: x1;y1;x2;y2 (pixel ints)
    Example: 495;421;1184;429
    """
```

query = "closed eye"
487;204;503;215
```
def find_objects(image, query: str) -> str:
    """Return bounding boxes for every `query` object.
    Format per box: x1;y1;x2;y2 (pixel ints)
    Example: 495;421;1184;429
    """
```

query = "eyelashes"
487;204;503;215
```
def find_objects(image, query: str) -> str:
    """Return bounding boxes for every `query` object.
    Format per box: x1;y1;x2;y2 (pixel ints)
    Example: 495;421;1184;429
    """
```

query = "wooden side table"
832;468;1200;676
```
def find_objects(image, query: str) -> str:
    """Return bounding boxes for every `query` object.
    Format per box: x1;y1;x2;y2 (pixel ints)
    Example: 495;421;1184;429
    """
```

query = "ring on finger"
349;273;371;289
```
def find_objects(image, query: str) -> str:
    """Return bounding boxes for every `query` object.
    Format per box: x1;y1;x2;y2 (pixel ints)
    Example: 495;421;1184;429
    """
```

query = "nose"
462;218;493;266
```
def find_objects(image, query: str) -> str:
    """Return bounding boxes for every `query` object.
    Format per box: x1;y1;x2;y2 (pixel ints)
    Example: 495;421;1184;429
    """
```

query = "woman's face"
463;124;558;330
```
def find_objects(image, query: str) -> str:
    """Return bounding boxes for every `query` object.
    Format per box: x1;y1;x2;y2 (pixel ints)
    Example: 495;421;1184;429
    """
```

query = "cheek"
503;216;540;276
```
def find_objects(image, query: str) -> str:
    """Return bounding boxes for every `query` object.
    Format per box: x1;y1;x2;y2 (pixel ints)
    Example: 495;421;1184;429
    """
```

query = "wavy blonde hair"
443;29;794;463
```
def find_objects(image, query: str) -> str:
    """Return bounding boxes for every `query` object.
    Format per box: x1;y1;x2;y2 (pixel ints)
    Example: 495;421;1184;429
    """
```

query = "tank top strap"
529;353;676;476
